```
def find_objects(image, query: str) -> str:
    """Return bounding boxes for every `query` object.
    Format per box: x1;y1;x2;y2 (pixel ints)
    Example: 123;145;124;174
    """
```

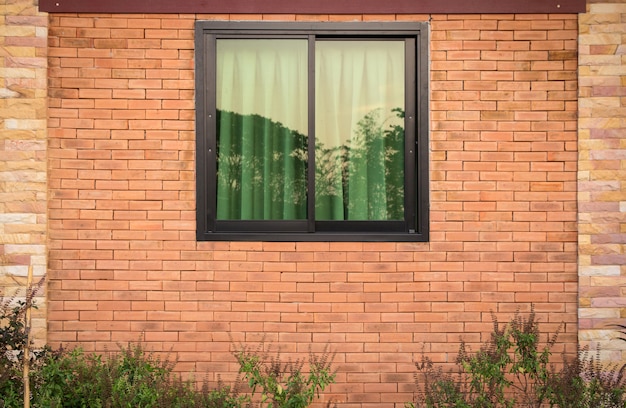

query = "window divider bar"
404;37;417;233
417;30;430;239
307;34;316;233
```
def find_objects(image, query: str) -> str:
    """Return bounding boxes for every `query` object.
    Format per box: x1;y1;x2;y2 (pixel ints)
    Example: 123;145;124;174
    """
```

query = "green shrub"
1;295;333;408
31;343;246;408
409;309;558;408
236;343;335;408
1;287;48;408
408;309;626;408
0;297;27;408
545;346;626;408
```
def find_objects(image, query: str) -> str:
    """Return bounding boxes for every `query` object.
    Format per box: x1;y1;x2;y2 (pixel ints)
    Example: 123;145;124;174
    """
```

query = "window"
195;22;429;241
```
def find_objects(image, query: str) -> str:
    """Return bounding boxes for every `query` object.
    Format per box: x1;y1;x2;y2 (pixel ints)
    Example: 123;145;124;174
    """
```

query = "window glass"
315;41;405;221
216;39;308;220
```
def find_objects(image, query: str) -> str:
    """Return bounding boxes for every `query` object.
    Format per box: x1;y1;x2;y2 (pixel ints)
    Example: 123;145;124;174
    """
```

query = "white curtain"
315;41;405;220
216;39;308;220
217;39;308;135
214;39;405;221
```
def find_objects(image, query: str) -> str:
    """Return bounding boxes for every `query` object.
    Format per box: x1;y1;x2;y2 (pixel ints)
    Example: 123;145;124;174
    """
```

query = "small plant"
408;308;561;408
507;311;560;407
410;351;470;408
3;321;337;408
455;318;514;408
0;278;46;408
235;343;335;408
544;346;626;408
0;296;28;385
31;343;247;408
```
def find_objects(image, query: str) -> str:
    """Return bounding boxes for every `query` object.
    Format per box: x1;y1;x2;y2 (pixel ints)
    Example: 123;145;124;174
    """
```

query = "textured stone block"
0;0;48;348
579;1;626;370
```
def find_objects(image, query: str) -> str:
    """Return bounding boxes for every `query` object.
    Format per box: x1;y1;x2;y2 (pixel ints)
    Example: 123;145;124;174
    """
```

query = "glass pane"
216;39;308;220
315;41;405;221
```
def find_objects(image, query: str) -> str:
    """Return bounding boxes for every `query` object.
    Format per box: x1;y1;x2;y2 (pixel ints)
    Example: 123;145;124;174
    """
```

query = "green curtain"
215;39;405;222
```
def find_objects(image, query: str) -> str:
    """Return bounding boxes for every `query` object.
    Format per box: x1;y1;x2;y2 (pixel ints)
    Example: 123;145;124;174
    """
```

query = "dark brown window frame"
40;0;585;14
195;21;429;242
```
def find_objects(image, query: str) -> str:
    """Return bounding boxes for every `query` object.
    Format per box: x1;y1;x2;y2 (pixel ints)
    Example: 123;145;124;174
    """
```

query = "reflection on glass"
216;39;308;220
215;39;405;223
315;41;405;221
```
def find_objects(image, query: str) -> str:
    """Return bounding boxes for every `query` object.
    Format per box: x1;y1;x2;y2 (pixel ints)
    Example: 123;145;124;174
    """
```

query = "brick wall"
578;1;626;359
47;12;578;407
0;0;48;345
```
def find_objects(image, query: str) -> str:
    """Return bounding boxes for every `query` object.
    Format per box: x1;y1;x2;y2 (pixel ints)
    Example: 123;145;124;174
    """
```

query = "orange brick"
43;12;581;407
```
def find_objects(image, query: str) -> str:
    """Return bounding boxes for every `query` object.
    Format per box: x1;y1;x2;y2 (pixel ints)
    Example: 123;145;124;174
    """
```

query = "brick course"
43;11;584;407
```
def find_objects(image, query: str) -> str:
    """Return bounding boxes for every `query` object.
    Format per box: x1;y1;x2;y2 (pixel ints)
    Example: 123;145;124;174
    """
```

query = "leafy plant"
411;351;470;408
31;343;247;408
545;346;626;408
2;283;335;408
0;296;28;399
2;316;336;408
235;343;335;408
0;279;46;408
508;311;560;407
408;308;561;408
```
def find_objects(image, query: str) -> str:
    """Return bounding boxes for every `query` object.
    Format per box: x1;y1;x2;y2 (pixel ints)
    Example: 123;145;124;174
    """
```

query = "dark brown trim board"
40;0;585;14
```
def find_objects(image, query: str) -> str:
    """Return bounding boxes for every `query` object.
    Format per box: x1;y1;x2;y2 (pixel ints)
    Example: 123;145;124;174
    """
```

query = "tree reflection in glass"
216;108;404;221
215;38;405;221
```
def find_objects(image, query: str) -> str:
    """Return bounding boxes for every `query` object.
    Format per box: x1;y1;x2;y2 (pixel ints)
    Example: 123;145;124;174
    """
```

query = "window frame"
195;21;429;242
